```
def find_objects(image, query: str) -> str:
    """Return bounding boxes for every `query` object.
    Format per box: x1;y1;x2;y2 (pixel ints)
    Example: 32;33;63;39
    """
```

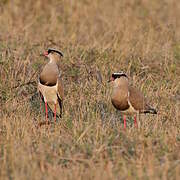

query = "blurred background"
0;0;180;179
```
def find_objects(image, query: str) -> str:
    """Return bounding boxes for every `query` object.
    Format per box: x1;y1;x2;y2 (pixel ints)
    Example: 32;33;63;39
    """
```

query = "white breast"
38;82;58;103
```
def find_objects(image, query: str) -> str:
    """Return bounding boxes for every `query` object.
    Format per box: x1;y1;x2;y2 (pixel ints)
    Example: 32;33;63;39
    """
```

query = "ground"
0;0;180;179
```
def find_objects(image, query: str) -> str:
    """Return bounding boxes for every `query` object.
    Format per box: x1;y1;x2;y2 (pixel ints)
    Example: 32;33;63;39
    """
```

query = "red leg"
54;103;56;123
124;115;126;129
134;115;137;128
45;102;48;122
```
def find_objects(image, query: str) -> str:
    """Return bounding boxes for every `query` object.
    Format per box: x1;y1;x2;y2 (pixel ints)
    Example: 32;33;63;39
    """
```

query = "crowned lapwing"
38;48;64;123
109;72;157;128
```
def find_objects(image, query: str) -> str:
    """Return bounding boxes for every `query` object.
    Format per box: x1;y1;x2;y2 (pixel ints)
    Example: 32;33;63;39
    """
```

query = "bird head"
108;72;128;86
43;48;63;63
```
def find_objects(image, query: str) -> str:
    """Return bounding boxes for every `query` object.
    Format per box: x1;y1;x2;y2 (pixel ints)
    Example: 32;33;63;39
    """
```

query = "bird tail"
144;107;157;114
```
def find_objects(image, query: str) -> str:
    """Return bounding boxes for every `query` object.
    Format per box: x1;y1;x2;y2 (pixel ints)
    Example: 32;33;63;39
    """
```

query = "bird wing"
57;77;64;100
128;86;147;111
56;77;64;117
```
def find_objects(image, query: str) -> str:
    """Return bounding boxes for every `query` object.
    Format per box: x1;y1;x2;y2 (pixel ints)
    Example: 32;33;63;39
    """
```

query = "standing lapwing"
38;48;64;123
109;72;157;128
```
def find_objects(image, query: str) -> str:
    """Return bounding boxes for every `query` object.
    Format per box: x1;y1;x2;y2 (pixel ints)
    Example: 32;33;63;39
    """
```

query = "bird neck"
113;78;128;88
49;58;57;64
48;54;61;64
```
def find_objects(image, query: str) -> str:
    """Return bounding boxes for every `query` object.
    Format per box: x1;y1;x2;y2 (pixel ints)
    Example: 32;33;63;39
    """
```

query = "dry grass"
0;0;180;179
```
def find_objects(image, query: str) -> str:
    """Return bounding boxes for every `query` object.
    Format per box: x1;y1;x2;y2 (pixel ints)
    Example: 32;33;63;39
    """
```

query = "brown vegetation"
0;0;180;179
